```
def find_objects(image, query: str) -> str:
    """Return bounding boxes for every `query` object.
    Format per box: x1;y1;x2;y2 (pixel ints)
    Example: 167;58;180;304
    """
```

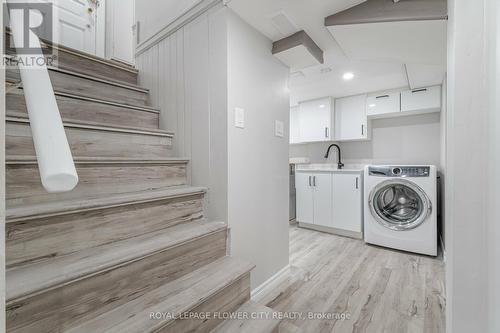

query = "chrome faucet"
324;144;344;170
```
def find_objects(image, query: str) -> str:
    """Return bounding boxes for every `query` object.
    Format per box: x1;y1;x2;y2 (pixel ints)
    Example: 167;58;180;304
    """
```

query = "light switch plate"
275;120;284;137
235;107;245;128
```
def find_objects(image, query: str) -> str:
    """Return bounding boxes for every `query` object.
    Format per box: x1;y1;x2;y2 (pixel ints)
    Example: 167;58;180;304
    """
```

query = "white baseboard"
251;264;291;304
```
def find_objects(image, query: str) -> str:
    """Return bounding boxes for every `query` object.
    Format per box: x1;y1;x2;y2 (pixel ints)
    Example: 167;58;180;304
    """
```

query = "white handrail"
8;3;78;192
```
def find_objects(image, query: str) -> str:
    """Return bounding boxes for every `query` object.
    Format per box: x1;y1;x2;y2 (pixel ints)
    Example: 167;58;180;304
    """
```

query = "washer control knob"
392;167;402;175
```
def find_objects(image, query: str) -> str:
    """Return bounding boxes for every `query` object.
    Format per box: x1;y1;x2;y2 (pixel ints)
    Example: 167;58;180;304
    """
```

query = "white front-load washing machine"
364;165;437;256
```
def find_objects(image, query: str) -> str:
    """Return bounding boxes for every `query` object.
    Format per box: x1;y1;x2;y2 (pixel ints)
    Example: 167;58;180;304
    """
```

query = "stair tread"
6;115;173;137
211;301;281;333
7;156;190;164
66;256;255;333
7;186;207;222
47;66;148;92
7;219;226;301
7;88;161;113
7;110;166;136
279;321;304;333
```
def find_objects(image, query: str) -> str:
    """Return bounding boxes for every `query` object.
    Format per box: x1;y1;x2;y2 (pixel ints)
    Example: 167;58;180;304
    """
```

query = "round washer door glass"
369;179;432;231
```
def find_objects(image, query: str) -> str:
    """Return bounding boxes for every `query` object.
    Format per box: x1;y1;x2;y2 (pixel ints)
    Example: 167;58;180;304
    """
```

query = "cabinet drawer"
366;92;401;118
401;86;441;114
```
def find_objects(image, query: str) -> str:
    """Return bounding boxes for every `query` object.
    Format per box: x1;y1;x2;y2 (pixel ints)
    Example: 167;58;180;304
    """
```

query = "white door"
298;97;332;142
108;0;135;64
332;173;362;232
335;94;368;141
296;172;314;224
312;173;333;227
52;0;99;55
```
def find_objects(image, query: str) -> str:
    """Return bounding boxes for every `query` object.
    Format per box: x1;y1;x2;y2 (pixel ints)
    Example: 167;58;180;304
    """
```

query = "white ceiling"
227;0;447;106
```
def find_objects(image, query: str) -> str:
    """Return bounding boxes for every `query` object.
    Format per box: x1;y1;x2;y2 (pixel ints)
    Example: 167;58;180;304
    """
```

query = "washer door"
369;179;432;231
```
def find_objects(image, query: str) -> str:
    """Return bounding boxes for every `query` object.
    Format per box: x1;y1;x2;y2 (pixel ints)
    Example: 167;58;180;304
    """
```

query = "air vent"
320;67;333;74
270;11;299;37
290;71;305;78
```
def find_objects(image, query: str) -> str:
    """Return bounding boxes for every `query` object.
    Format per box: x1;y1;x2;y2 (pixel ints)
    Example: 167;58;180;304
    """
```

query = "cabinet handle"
361;125;364;136
355;177;359;189
376;95;389;99
411;88;427;93
313;176;316;187
325;127;329;138
309;176;311;187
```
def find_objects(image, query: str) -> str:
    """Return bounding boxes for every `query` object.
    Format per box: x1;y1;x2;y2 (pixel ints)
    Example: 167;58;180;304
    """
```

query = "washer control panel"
369;166;430;177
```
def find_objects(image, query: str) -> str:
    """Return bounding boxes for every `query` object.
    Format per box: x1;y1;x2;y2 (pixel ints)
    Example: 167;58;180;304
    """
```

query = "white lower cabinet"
295;172;332;227
296;171;363;237
312;173;334;227
296;172;315;224
332;173;362;233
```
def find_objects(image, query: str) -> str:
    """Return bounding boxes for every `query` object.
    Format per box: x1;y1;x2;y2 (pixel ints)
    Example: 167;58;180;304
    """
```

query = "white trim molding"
136;0;222;56
251;264;291;304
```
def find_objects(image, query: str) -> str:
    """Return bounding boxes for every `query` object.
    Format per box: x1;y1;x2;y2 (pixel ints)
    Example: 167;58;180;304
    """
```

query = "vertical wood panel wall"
136;4;228;221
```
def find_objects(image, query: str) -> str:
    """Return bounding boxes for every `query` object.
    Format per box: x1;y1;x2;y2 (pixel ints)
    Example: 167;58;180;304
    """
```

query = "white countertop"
289;157;310;165
295;163;364;173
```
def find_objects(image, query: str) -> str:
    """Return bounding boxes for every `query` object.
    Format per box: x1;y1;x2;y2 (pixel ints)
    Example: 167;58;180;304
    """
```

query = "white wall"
135;0;202;44
445;0;500;332
290;113;442;167
1;4;6;330
226;10;290;289
136;4;228;222
486;1;500;331
439;79;447;249
137;4;290;291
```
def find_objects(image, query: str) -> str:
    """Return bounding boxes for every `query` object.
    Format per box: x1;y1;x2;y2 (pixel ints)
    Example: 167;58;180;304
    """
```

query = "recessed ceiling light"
343;72;354;80
319;104;326;108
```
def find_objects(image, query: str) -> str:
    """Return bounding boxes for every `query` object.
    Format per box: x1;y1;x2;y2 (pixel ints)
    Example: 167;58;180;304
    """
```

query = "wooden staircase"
5;43;292;333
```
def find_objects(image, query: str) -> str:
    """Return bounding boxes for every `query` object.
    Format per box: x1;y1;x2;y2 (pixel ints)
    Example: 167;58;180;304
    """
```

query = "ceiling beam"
325;0;447;26
272;30;324;65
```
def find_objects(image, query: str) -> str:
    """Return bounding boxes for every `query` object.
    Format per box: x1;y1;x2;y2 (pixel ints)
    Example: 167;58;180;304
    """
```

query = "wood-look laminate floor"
265;224;445;333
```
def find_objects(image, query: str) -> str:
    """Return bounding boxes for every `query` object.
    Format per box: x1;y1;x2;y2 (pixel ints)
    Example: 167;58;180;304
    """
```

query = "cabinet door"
332;173;362;233
312;173;333;228
366;92;401;118
401;86;441;114
298;98;332;142
295;172;314;224
334;94;368;141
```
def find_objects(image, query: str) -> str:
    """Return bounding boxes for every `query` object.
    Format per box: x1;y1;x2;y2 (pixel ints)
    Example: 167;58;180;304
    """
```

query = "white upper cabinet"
297;97;333;143
401;86;441;114
334;94;369;141
366;91;401;118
